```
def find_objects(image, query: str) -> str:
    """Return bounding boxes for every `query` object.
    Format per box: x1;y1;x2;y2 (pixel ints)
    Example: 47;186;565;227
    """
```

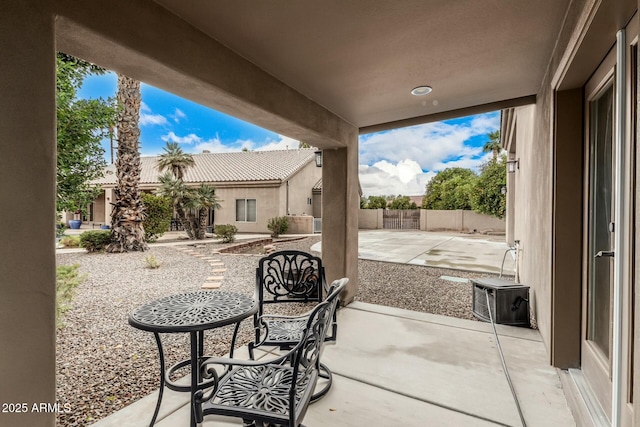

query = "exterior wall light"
315;150;322;167
506;159;519;173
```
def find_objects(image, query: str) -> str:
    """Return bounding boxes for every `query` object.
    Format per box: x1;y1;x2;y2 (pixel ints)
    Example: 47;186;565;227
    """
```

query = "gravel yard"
55;236;500;426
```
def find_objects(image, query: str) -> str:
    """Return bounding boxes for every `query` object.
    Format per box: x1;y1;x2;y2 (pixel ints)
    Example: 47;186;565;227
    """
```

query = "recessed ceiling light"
411;86;432;96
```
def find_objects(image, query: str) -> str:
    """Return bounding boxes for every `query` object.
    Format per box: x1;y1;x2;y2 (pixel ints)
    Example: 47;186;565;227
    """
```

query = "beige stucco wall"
358;209;383;229
286;215;314;234
461;211;505;232
284;161;321;216
312;193;322;218
511;105;548;344
93;191;107;223
0;2;57;426
423;210;463;231
358;209;505;232
214;185;281;233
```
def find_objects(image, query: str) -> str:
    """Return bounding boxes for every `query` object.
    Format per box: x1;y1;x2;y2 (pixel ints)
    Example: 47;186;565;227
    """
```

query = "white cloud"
193;138;253;153
161;132;305;154
139;113;169;126
357;112;500;196
139;102;169;126
255;135;302;151
359;159;435;197
171;108;186;123
162;131;202;145
359;112;499;172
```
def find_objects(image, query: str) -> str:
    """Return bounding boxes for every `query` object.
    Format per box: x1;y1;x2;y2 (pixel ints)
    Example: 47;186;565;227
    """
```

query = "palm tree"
482;130;502;162
156;172;196;239
157;141;194;180
185;184;222;239
106;74;147;252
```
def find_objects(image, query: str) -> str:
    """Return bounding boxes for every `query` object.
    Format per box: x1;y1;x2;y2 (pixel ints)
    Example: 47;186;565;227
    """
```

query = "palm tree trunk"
175;203;196;239
107;74;148;252
197;208;208;239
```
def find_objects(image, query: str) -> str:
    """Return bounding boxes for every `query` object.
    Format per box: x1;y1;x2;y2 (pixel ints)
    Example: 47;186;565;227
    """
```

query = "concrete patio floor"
91;302;574;427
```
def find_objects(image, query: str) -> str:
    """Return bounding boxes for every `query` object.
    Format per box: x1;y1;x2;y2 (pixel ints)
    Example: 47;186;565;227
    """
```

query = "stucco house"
4;1;640;426
91;148;322;233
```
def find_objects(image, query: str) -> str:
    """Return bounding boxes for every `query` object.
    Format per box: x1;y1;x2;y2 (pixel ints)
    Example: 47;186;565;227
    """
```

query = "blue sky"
80;72;500;197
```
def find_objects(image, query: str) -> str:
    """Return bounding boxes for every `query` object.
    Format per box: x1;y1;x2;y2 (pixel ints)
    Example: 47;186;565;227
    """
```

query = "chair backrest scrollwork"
256;251;327;310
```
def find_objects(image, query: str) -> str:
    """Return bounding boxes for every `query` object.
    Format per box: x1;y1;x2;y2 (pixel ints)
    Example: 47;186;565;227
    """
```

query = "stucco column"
322;142;359;303
0;2;56;426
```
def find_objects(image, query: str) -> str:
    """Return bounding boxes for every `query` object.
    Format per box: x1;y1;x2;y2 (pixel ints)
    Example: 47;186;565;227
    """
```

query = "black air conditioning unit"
471;278;530;327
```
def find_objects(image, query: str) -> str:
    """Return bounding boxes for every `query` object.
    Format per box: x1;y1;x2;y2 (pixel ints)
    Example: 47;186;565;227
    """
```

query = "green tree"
365;196;388;209
156;171;196;239
141;193;173;242
423;168;477;210
388;195;412;210
185;184;222;239
156;142;197;238
56;53;117;216
482;130;502;162
298;142;311;148
471;155;507;218
107;74;147;252
158;141;195;180
360;196;368;209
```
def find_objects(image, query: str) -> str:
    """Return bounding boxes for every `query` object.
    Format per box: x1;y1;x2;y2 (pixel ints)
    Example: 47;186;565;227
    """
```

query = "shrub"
59;235;81;248
55;221;67;239
214;224;238;243
79;230;111;252
145;255;161;269
142;193;172;242
56;264;85;327
267;216;289;238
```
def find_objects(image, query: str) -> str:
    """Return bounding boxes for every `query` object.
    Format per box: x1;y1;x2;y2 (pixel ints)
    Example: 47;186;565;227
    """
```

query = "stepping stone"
204;258;221;262
207;276;224;281
211;268;227;273
209;263;225;267
201;282;222;289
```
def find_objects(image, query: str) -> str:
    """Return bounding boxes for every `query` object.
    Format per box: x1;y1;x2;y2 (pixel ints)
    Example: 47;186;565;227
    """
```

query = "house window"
307;197;312;205
236;199;256;222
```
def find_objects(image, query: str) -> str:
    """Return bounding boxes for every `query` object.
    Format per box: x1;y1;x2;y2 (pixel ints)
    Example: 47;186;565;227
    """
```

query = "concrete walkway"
313;230;515;275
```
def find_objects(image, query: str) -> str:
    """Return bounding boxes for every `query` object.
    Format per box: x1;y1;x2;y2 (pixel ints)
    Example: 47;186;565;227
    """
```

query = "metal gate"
382;209;420;229
313;217;322;233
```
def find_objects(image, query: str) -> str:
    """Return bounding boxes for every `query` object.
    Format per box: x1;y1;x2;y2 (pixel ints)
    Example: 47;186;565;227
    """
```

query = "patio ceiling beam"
359;95;536;135
53;0;356;149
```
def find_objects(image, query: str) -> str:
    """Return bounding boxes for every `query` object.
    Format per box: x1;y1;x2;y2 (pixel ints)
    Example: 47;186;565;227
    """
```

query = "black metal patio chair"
248;250;339;401
194;278;348;427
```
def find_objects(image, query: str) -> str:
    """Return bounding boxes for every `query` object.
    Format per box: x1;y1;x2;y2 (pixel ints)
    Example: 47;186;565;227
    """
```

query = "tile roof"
312;178;322;190
94;149;316;185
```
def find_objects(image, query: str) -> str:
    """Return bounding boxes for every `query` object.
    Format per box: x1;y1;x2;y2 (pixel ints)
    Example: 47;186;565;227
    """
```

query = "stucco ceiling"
154;0;570;130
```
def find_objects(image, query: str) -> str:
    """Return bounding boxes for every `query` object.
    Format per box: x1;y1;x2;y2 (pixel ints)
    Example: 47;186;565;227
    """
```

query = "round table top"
129;290;258;333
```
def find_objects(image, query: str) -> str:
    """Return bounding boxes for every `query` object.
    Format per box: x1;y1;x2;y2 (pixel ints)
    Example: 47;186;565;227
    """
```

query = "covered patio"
92;302;573;427
3;1;639;426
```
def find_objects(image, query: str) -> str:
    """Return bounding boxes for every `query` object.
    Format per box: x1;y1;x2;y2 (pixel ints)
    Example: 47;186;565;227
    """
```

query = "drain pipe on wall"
286;180;290;215
611;28;627;427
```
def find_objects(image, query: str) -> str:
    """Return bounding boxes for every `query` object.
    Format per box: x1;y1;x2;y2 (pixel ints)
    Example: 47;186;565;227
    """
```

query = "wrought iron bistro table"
129;290;258;427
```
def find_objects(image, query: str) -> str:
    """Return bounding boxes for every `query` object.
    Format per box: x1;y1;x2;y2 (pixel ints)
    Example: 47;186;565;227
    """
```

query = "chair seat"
204;364;317;423
265;317;308;343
